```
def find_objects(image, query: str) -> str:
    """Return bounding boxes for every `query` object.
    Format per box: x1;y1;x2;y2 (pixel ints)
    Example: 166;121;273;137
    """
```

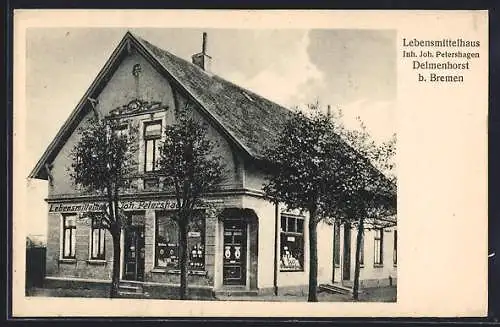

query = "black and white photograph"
13;10;488;318
24;26;397;303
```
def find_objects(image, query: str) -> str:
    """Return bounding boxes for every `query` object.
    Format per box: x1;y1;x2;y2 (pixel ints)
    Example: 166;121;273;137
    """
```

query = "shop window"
280;214;304;272
155;212;205;270
374;228;384;266
144;121;162;172
334;222;340;267
393;230;397;266
62;215;76;259
90;218;106;260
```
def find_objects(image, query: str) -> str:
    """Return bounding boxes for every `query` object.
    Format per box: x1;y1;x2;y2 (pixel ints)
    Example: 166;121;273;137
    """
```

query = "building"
28;31;397;298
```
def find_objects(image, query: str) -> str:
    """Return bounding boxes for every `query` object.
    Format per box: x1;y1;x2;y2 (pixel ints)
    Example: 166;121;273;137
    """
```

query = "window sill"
359;264;365;268
334;264;340;268
59;258;76;264
374;264;384;268
86;259;107;265
151;268;207;276
393;264;397;267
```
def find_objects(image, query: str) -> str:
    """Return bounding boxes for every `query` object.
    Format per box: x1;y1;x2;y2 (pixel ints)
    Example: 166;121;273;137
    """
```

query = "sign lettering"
48;200;183;213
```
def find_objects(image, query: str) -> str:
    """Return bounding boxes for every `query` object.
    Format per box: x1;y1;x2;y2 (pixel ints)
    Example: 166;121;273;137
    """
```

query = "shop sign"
49;200;181;213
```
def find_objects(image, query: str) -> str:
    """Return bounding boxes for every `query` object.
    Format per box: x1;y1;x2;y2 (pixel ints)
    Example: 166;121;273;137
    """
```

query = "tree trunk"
352;218;364;300
308;208;319;302
178;220;189;300
110;230;121;298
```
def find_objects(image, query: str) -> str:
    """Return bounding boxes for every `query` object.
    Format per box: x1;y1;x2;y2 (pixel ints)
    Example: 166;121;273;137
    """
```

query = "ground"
25;286;397;302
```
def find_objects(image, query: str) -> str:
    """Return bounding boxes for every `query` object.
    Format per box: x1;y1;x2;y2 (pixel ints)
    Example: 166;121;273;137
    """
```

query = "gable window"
280;214;304;272
374;228;384;266
333;222;341;267
62;215;76;259
114;125;128;139
155;211;205;271
144;121;162;172
90;218;106;260
393;230;397;266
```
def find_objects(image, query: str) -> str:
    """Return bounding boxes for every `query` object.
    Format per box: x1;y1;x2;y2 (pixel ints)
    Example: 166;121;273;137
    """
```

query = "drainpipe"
273;202;279;296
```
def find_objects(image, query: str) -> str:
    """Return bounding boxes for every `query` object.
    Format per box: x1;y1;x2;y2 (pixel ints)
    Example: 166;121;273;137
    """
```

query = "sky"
24;28;396;239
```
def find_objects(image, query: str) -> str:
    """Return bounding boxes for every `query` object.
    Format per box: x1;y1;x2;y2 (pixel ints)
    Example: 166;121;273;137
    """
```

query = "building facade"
29;32;397;297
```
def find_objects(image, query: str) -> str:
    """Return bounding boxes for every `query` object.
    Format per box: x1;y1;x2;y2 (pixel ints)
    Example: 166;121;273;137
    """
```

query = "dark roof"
28;31;396;199
134;35;294;160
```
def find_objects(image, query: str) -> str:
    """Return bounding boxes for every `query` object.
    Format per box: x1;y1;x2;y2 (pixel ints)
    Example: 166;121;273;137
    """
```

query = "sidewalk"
215;286;397;302
26;285;396;302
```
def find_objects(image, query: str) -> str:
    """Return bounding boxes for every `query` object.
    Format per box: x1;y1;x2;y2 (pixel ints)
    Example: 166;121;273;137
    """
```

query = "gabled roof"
135;35;296;160
28;31;396;200
29;31;293;180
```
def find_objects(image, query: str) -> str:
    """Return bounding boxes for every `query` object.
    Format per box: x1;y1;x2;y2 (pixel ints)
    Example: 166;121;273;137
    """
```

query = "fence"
26;246;46;288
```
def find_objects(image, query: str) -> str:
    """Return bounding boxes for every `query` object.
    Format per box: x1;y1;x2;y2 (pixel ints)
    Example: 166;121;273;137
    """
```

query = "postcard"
13;9;488;317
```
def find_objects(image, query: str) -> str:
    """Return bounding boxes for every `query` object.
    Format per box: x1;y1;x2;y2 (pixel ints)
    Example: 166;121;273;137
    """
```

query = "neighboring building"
332;218;397;289
28;31;396;297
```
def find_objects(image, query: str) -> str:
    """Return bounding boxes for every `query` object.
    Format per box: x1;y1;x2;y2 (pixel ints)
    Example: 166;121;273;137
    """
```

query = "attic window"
242;91;254;102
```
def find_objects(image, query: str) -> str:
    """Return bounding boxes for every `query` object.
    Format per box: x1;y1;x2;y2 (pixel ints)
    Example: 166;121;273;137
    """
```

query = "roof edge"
131;34;255;159
28;31;137;180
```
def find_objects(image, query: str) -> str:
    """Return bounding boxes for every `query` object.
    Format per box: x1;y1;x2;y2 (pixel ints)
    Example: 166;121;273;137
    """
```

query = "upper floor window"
374;228;384;266
62;215;77;259
144;121;162;172
280;214;304;272
114;125;128;139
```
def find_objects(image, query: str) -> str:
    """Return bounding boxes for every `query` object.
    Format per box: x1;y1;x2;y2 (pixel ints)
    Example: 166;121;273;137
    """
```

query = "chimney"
192;32;212;72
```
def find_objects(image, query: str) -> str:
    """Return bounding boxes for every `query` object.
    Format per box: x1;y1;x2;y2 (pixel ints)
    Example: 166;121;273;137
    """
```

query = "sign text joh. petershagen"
48;200;180;213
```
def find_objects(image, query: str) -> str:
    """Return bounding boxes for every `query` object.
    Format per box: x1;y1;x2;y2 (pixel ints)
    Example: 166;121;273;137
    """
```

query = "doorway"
223;220;247;285
123;225;145;281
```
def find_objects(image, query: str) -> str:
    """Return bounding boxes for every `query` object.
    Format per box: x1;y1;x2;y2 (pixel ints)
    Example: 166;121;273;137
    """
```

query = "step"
118;284;143;292
119;280;144;285
118;291;150;298
319;283;353;295
214;289;259;297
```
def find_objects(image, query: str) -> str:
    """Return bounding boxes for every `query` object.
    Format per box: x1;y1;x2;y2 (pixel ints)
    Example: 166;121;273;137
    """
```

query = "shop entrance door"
223;221;247;285
124;225;145;281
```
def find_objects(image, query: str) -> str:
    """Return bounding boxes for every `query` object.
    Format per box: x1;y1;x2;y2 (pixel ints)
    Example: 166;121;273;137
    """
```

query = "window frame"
90;217;106;261
154;211;206;271
333;222;341;267
143;120;162;173
113;124;129;140
62;215;77;259
393;230;397;266
359;231;365;267
279;214;305;272
374;228;384;266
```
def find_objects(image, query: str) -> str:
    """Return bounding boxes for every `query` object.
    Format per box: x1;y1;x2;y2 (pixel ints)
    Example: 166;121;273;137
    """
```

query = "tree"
263;109;355;302
69;115;138;298
330;108;397;300
157;103;226;300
